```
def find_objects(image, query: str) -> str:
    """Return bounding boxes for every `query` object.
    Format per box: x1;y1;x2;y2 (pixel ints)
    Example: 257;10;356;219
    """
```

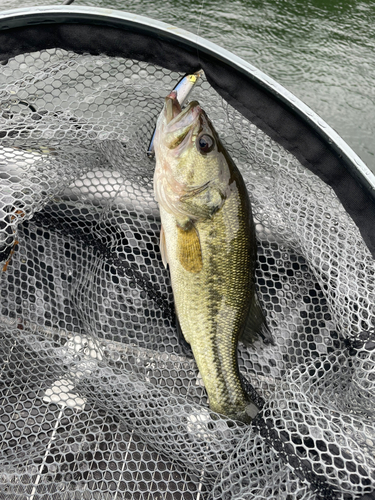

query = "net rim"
0;4;374;197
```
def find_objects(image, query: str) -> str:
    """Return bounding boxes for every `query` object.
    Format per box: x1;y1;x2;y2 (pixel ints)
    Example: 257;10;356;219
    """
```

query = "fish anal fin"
175;310;193;358
177;222;203;273
160;225;168;268
240;295;273;347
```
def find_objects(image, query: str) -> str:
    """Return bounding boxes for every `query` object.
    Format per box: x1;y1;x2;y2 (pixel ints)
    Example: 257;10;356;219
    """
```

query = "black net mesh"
0;47;374;499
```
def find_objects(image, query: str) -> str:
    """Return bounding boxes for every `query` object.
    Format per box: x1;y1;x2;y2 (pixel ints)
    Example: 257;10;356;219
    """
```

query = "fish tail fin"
240;294;274;347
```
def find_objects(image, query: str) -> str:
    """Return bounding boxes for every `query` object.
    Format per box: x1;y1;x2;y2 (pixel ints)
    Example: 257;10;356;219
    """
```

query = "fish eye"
196;134;215;154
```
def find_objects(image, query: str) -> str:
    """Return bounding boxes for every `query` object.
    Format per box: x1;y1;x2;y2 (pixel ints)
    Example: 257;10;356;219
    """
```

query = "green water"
1;0;374;173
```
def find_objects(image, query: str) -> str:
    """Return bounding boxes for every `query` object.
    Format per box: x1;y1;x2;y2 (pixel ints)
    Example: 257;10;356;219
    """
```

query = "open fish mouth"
164;90;183;123
163;92;203;151
164;91;202;126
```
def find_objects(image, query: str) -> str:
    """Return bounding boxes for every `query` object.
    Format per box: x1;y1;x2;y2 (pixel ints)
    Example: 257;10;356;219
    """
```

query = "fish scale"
154;91;270;423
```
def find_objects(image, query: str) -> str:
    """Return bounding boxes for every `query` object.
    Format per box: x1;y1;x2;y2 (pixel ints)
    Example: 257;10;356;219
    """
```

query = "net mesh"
0;48;374;499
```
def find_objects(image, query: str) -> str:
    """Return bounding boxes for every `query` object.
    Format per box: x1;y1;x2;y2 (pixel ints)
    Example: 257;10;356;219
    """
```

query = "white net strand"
0;47;374;499
212;433;315;500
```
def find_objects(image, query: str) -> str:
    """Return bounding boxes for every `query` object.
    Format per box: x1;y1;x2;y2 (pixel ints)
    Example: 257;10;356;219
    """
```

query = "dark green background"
1;0;374;173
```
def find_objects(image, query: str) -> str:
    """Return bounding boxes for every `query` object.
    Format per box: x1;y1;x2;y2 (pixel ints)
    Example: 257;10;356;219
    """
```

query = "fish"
153;90;271;423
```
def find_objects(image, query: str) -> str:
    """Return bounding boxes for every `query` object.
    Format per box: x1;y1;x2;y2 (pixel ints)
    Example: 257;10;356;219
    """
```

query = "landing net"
0;17;375;500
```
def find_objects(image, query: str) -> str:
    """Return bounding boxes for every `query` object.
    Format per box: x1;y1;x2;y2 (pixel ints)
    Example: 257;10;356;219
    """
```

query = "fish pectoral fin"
177;221;203;273
240;294;274;347
160;225;168;268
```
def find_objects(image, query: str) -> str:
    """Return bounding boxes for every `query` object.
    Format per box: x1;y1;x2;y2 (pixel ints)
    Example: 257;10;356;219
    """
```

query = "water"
0;0;374;173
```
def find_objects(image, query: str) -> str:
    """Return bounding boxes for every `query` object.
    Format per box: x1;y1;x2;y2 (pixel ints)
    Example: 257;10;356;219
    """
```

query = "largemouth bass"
153;90;270;423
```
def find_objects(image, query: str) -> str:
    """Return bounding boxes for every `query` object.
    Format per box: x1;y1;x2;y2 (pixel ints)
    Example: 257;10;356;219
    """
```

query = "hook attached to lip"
147;70;204;159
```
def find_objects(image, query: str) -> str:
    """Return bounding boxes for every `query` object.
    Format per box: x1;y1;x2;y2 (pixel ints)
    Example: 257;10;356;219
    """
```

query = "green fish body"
153;92;268;423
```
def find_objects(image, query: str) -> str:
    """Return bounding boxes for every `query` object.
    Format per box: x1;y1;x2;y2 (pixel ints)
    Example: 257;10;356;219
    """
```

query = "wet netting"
0;8;375;500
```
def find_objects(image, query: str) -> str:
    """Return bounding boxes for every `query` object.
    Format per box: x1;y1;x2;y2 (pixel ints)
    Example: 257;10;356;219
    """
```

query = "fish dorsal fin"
160;225;168;268
240;294;273;347
177;221;203;273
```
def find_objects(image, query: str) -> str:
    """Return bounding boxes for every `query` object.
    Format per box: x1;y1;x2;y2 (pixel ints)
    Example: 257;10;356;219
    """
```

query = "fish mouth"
163;91;202;150
164;90;201;125
164;90;202;125
164;91;183;123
